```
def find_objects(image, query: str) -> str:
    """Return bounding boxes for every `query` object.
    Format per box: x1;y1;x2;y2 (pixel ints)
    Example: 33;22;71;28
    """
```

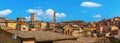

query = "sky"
0;0;120;22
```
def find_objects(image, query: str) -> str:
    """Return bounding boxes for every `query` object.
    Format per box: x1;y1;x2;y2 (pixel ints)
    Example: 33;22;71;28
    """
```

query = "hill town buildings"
0;12;120;43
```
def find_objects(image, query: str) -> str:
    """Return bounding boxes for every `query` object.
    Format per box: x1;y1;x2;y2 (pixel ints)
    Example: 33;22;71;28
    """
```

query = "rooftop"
3;29;76;42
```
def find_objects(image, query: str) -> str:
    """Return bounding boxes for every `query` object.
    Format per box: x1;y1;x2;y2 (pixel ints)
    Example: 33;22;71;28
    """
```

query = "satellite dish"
12;34;17;39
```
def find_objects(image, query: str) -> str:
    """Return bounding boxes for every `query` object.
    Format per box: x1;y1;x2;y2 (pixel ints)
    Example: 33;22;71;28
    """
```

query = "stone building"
28;21;41;31
0;17;8;28
63;24;73;36
40;22;47;31
30;13;36;22
6;20;17;29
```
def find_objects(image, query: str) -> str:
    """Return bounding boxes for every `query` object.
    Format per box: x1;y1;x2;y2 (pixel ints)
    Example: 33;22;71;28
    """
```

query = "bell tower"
53;11;56;24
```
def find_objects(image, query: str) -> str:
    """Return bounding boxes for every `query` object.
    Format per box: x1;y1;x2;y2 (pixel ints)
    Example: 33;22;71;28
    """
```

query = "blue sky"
0;0;120;22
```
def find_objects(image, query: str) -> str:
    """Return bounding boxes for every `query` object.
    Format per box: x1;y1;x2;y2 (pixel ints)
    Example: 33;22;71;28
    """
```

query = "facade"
40;22;47;30
19;24;29;31
46;22;54;29
0;17;7;28
118;29;120;36
110;25;118;30
16;17;26;21
63;24;87;37
16;22;29;31
6;20;17;29
63;24;73;35
30;13;36;22
0;17;17;29
16;18;29;31
7;22;17;29
72;28;81;37
28;21;41;31
0;22;6;28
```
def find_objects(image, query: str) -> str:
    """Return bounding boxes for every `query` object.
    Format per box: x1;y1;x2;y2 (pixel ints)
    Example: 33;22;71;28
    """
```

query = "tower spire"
53;11;56;24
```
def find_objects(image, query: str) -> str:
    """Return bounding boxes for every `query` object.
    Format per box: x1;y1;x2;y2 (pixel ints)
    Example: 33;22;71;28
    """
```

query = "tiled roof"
77;37;106;43
5;30;76;42
54;40;81;43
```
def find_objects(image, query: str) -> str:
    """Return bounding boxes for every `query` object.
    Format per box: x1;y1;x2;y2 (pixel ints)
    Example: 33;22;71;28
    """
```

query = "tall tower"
53;11;56;24
30;13;36;22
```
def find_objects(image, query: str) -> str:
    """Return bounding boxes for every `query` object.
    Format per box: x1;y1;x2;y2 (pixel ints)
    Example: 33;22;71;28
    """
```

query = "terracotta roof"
6;20;17;22
5;30;76;42
77;37;107;43
54;40;81;43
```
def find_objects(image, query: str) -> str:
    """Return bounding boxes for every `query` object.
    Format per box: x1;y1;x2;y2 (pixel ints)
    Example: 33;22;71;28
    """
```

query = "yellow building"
40;22;47;30
6;20;17;29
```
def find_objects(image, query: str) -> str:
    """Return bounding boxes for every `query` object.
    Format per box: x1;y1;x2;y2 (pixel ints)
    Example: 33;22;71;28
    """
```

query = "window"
29;29;32;31
30;24;34;28
23;28;26;30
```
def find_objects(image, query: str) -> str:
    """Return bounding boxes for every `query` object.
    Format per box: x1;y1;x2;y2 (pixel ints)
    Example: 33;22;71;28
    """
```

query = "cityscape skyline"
0;0;120;43
0;0;120;22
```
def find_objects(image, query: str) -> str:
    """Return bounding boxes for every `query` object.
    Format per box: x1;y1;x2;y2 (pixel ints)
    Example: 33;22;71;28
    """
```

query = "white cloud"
0;9;12;16
27;9;66;18
93;14;101;18
46;9;54;16
46;9;66;18
56;13;66;18
81;1;102;7
26;8;66;21
25;16;41;21
25;16;30;21
27;9;43;16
